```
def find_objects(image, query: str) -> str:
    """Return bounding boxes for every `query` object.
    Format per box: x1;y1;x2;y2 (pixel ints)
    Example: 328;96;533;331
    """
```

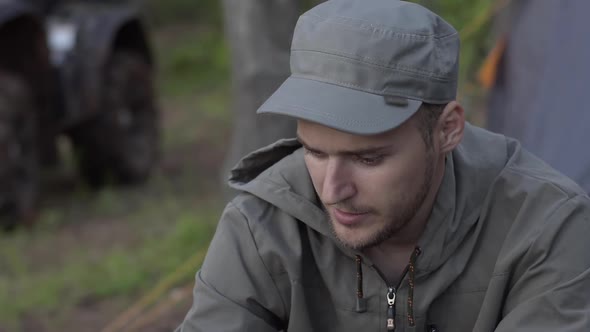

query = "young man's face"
297;116;438;250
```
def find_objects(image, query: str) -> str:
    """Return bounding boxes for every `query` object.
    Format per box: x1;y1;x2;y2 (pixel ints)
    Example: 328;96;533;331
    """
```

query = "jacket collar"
228;125;508;273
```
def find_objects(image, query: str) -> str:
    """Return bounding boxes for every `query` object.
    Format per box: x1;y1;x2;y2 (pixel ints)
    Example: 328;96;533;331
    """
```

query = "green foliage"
157;29;230;97
142;0;223;27
414;0;495;87
0;205;218;328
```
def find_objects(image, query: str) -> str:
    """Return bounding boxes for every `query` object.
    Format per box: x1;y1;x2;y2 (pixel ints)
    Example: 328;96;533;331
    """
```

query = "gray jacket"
177;124;590;331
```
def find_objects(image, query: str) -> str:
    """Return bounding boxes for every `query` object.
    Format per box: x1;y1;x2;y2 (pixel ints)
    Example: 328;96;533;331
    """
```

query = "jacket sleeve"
175;202;287;332
494;195;590;331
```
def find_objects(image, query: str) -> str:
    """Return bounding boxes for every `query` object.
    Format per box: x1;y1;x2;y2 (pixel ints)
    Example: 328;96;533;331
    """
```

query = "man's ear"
437;101;465;153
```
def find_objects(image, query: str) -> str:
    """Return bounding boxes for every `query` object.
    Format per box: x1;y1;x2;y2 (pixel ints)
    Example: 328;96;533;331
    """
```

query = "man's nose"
322;158;356;205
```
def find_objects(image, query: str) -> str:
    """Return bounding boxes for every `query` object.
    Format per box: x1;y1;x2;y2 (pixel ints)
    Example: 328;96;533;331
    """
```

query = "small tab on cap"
384;95;409;107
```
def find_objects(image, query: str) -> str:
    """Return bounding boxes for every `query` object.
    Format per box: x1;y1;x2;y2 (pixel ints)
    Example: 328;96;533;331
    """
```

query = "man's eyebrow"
296;134;315;151
297;134;393;155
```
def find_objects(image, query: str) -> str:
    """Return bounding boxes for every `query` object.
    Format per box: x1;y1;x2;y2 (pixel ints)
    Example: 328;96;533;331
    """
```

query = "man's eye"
304;148;326;159
356;155;383;165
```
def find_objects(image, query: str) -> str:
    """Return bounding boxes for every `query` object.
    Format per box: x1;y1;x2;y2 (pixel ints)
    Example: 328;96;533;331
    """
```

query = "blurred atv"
0;0;159;229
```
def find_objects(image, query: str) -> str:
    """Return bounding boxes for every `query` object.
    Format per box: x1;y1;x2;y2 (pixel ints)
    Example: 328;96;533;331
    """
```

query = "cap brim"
257;77;422;135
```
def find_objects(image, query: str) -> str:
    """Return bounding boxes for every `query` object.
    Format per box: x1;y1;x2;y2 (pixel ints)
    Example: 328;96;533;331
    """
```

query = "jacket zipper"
386;286;396;331
373;266;409;332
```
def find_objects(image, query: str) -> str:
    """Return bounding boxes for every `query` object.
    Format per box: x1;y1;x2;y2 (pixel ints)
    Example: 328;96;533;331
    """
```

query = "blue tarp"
487;0;590;192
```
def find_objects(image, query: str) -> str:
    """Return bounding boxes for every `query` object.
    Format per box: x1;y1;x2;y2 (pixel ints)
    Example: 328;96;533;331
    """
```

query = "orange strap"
477;35;507;89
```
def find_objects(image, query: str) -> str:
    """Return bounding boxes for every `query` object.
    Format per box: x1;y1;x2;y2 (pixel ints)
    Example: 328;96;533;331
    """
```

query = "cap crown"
291;0;460;103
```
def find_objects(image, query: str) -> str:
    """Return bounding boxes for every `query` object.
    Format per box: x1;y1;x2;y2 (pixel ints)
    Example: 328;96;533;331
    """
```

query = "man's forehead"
297;119;412;140
296;120;401;153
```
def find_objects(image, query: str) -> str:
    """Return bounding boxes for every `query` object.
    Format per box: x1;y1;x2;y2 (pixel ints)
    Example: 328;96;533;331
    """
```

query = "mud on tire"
0;72;39;229
69;51;159;187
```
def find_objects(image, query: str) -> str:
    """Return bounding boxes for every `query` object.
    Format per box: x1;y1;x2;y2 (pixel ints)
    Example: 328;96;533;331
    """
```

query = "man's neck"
363;245;415;286
363;155;446;285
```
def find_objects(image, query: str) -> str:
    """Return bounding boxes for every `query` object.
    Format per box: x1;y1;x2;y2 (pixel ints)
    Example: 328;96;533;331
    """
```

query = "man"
177;1;590;331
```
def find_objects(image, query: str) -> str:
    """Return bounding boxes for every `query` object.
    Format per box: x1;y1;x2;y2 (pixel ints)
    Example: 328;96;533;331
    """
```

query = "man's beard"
326;152;435;251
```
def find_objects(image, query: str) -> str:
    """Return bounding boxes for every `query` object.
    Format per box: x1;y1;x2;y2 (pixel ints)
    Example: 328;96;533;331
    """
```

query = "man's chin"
332;226;377;251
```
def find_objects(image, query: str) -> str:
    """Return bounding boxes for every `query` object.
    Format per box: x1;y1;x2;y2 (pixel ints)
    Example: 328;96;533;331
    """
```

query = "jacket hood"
229;138;333;238
415;124;508;276
228;124;510;274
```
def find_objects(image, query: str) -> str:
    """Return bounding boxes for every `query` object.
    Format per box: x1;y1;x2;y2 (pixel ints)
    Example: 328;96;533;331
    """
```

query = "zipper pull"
386;287;396;331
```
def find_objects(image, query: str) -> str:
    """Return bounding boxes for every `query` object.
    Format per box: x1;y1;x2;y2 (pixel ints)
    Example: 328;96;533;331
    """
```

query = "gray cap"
257;0;460;135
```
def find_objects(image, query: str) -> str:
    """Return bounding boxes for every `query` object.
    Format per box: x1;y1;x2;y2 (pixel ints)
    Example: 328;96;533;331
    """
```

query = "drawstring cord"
355;255;367;312
354;247;421;320
407;247;422;326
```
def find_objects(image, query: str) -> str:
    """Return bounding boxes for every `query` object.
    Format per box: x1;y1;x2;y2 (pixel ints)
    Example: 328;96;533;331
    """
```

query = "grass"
0;170;225;327
0;205;219;330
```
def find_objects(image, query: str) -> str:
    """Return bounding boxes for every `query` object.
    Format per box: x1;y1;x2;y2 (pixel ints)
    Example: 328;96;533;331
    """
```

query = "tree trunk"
220;0;301;200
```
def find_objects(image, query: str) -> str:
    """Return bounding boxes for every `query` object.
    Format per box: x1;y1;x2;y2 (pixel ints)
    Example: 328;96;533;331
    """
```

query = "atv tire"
0;71;39;229
69;51;159;187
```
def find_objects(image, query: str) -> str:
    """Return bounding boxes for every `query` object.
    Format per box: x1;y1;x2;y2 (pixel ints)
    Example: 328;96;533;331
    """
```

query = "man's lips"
331;208;369;226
